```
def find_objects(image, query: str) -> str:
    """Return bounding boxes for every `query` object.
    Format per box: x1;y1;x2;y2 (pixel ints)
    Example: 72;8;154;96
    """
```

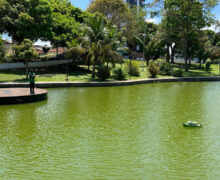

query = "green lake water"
0;82;220;179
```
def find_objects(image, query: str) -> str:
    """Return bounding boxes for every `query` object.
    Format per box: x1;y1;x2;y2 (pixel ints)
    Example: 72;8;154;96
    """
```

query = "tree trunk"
199;59;202;69
185;58;188;72
182;38;188;72
92;58;96;79
129;59;132;79
72;60;77;70
56;45;58;58
107;58;109;68
146;58;150;66
88;59;90;71
166;44;170;62
26;59;29;79
189;58;191;69
184;47;188;72
171;45;175;64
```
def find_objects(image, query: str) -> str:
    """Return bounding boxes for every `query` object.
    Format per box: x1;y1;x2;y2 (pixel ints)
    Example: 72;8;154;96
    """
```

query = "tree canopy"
0;0;52;43
160;0;219;71
49;0;91;48
87;0;132;28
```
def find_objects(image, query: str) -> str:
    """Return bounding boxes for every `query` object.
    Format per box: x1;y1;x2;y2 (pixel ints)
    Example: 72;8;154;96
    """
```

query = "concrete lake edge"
0;76;220;88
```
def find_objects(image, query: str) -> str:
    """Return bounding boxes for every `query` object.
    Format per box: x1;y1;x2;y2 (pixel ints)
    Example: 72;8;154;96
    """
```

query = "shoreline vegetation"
0;60;219;83
0;0;220;84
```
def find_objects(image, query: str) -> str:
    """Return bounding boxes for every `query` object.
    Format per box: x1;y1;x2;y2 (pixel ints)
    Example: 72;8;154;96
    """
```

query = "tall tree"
101;26;123;68
161;0;218;71
49;0;90;52
0;36;6;61
13;39;37;79
0;0;52;43
79;14;123;78
160;15;180;63
84;14;108;78
196;31;212;68
135;22;160;65
87;0;132;29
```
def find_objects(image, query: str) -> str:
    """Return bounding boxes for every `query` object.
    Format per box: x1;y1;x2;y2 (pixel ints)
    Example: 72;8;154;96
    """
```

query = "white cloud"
1;34;52;46
203;20;220;33
1;33;9;40
203;25;218;32
34;40;51;47
145;18;159;24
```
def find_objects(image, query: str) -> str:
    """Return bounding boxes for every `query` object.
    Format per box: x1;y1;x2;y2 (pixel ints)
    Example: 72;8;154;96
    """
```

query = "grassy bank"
0;61;219;82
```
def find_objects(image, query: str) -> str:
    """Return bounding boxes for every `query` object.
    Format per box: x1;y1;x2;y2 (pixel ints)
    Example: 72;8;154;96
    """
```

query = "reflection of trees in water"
153;82;209;178
0;101;47;175
1;102;47;142
59;86;157;176
1;83;218;178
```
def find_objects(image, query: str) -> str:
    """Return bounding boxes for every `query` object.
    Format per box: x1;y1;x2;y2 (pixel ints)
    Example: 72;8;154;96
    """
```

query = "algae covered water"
0;82;220;179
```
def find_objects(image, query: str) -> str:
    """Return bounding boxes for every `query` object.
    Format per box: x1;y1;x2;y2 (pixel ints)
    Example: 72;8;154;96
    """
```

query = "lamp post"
66;59;69;82
219;60;220;75
142;33;146;72
142;1;148;72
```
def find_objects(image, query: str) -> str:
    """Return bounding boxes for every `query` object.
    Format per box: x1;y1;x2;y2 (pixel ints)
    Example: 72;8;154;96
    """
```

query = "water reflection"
0;82;220;179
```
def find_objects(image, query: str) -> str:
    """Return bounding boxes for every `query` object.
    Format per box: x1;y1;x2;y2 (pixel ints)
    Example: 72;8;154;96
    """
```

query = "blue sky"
71;0;90;10
71;0;220;20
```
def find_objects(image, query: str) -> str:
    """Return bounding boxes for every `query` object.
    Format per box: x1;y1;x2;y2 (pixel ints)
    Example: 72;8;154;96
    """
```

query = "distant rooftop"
90;0;145;7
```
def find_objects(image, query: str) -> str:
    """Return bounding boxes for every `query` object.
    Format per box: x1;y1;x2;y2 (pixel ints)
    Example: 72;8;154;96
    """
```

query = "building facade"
125;0;145;6
90;0;145;6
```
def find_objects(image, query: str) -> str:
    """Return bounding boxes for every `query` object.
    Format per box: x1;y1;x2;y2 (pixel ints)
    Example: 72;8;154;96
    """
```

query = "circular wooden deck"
0;88;47;105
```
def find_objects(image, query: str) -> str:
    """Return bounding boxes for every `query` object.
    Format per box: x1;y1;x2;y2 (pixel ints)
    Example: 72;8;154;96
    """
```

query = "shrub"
172;68;183;77
211;59;219;64
125;61;140;76
164;63;173;75
0;38;6;61
154;59;172;75
148;61;160;78
113;67;127;80
97;66;110;81
39;54;56;61
154;59;166;70
5;53;14;62
205;59;211;72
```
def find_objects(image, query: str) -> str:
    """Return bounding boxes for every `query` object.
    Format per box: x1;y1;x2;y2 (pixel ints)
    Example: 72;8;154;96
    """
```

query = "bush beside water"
172;68;183;77
155;59;173;75
205;59;211;72
125;61;140;76
148;61;160;78
113;67;127;80
97;66;110;81
212;59;220;64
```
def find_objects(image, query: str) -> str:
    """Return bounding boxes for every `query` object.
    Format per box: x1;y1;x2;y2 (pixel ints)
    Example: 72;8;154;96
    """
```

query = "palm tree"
102;26;123;68
67;15;124;79
84;15;107;79
66;39;86;68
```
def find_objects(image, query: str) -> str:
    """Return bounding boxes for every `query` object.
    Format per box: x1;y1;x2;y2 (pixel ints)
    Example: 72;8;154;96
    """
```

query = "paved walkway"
0;76;220;88
0;88;47;97
0;88;48;105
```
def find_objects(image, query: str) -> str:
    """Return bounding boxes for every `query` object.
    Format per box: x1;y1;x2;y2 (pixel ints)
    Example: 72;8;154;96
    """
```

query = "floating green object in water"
183;121;202;127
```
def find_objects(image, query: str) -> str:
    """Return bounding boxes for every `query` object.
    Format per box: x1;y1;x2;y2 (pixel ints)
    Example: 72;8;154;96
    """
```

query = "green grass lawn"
0;61;219;82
